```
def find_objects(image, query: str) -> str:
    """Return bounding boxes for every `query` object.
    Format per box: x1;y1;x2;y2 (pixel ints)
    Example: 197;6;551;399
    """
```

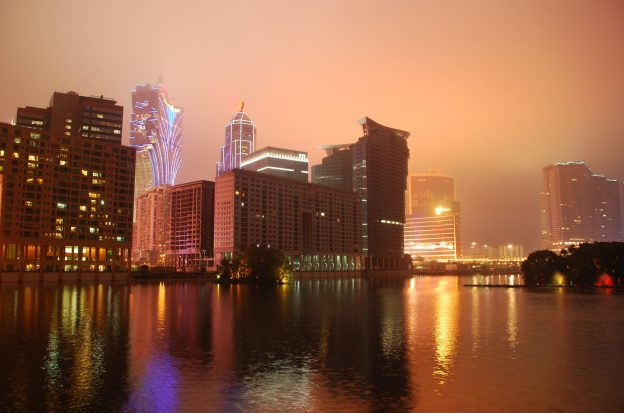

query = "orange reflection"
507;289;518;353
433;279;459;386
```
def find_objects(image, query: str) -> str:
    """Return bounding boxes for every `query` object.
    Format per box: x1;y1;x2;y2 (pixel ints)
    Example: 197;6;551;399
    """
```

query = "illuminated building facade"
0;92;135;277
216;102;256;177
166;180;215;271
541;162;623;249
351;117;410;270
133;186;170;266
215;169;361;272
311;144;353;191
404;171;462;260
129;84;183;202
240;146;308;182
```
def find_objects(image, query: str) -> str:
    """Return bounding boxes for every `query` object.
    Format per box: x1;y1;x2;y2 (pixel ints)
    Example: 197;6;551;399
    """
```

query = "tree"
242;246;293;284
521;250;563;286
217;246;293;284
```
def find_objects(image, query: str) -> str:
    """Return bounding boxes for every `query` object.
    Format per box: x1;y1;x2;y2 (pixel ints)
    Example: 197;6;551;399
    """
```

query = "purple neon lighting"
130;85;183;188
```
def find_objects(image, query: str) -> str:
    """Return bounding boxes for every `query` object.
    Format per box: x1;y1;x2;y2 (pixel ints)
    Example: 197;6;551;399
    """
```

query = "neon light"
257;166;294;172
129;84;183;189
217;105;256;176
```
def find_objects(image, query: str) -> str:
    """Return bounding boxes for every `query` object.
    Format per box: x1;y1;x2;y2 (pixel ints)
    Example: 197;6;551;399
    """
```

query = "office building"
541;162;623;249
351;117;410;270
129;83;183;201
311;144;353;191
214;169;361;272
133;186;170;266
166;180;215;271
312;117;410;270
216;101;256;177
0;92;135;275
404;171;462;260
240;146;308;182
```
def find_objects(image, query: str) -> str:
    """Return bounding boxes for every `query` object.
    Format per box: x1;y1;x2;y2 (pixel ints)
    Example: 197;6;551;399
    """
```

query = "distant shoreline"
464;284;624;291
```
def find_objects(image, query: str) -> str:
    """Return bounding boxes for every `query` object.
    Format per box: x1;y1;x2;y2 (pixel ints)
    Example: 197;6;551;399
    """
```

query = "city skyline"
2;0;624;250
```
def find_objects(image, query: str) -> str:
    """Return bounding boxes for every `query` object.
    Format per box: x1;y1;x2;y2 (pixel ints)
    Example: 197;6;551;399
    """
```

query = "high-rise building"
541;161;623;249
240;146;308;182
129;84;183;202
311;117;410;270
214;169;361;272
351;117;410;270
311;145;353;191
1;92;135;277
166;180;215;271
133;186;170;266
216;101;256;177
17;91;123;142
404;171;462;260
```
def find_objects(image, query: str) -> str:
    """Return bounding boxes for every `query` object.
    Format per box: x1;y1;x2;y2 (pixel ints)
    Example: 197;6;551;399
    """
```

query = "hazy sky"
2;0;623;250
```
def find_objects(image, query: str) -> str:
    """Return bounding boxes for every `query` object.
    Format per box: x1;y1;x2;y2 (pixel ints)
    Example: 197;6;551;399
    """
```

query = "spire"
239;100;245;112
157;71;164;86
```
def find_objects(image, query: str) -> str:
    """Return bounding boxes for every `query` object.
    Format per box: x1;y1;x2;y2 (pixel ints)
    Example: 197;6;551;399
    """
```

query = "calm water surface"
1;276;623;412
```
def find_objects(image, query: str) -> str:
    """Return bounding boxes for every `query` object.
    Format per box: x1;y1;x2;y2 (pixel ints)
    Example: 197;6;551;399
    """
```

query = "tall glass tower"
130;83;183;202
216;101;256;177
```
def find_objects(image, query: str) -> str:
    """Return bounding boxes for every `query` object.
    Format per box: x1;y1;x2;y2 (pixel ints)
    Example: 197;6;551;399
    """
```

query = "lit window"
57;203;67;209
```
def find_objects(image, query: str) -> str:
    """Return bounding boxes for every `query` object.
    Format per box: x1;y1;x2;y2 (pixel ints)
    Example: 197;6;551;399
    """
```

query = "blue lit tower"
130;84;183;202
216;101;256;177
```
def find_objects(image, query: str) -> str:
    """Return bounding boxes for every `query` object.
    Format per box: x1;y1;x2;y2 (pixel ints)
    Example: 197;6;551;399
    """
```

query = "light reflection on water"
1;276;623;412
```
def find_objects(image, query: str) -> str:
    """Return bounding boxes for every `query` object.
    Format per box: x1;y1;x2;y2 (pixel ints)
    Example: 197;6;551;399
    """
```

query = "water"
1;276;623;412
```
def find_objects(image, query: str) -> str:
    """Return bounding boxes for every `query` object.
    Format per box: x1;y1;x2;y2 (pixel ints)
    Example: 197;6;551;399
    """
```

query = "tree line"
521;242;624;286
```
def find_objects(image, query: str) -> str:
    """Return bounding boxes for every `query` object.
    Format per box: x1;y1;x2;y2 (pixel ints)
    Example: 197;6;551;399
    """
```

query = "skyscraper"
351;117;410;270
541;161;623;249
404;171;462;260
311;117;410;271
129;84;183;201
1;92;135;277
216;101;256;177
311;145;353;191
